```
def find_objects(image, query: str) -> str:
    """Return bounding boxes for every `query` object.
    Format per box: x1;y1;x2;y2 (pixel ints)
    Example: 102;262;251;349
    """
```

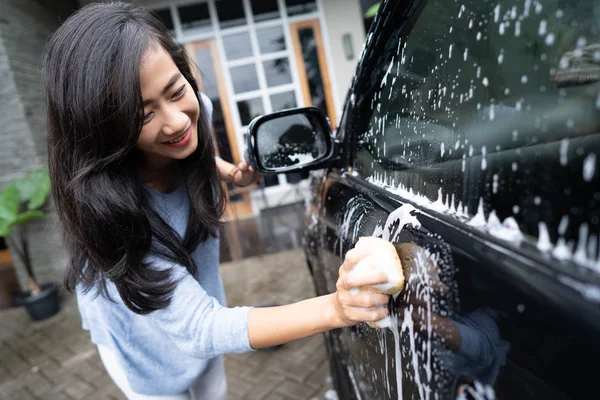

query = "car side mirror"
244;107;339;174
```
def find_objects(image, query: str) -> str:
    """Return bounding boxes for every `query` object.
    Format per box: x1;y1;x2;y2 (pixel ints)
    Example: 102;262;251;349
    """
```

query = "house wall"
319;0;366;116
0;0;77;290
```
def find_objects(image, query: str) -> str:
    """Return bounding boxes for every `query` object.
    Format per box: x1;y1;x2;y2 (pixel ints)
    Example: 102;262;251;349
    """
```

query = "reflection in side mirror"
246;107;334;173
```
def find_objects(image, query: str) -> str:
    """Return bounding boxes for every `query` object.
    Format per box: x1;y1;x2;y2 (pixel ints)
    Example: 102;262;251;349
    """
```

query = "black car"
245;0;600;398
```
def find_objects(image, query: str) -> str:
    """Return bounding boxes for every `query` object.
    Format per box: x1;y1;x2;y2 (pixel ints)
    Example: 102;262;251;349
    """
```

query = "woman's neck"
138;156;182;193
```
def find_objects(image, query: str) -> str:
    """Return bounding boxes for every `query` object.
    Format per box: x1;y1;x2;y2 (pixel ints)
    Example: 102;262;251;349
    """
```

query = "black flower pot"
18;282;60;321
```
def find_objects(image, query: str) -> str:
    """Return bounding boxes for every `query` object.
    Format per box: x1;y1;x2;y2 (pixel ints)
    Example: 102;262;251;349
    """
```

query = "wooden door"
289;19;336;127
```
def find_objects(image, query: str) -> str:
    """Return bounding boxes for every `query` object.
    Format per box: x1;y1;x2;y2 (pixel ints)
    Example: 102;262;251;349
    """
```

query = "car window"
349;0;600;275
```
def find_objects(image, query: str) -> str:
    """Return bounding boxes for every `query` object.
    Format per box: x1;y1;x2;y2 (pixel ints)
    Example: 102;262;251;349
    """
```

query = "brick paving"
0;249;336;400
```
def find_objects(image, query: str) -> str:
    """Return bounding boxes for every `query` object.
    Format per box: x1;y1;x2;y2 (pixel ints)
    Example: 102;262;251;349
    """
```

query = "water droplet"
493;174;499;194
545;33;555;46
515;20;521;37
493;5;501;23
449;44;453;59
477;31;482;40
498;53;504;64
517;304;525;313
534;196;541;205
521;75;528;84
512;162;518;171
481;146;487;170
556;9;564;18
504;88;510;95
558;215;569;236
463;48;468;61
513;205;520;214
577;36;587;48
482;77;489;86
538;20;547;36
449;26;454;33
560;138;569;166
583;153;596;182
469;19;474;29
498;23;505;35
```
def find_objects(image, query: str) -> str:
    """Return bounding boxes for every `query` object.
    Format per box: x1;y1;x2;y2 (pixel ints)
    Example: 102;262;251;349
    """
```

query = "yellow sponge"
348;237;405;328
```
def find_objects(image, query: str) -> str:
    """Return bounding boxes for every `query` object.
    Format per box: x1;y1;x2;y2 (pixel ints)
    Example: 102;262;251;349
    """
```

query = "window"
178;3;211;35
257;26;286;54
298;26;329;116
285;0;317;16
223;32;253;60
271;91;297;111
230;64;260;93
350;0;600;268
152;8;174;31
237;97;264;126
263;58;292;87
251;0;280;22
215;0;246;29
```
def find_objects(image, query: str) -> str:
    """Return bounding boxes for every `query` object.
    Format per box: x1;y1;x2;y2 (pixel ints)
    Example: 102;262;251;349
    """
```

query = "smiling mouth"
163;128;190;144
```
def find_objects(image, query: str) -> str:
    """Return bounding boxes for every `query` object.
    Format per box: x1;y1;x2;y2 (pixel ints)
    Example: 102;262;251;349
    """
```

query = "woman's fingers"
344;270;389;289
343;291;390;308
353;306;389;324
341;247;372;271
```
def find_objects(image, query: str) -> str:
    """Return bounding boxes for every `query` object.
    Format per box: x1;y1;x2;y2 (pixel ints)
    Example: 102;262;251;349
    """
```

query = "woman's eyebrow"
143;72;181;106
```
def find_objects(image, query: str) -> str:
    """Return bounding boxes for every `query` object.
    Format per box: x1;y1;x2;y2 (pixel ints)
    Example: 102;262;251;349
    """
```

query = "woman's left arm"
215;157;262;187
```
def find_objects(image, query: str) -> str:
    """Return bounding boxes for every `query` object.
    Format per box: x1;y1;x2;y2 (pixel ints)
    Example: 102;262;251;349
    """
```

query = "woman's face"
136;44;199;165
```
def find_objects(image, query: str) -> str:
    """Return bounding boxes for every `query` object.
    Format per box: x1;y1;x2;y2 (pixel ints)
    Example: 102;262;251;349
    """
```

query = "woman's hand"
230;161;262;187
332;244;392;327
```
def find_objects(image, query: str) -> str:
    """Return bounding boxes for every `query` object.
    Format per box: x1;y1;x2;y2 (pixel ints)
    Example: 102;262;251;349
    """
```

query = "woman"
43;2;392;399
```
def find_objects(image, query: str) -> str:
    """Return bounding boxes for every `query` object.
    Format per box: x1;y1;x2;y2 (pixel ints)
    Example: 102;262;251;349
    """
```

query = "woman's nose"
161;108;188;136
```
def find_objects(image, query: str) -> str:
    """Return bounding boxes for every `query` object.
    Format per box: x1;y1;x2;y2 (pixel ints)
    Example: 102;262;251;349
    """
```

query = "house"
0;0;369;289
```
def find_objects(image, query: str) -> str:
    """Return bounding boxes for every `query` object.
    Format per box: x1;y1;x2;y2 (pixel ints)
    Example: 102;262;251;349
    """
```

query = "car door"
306;0;600;399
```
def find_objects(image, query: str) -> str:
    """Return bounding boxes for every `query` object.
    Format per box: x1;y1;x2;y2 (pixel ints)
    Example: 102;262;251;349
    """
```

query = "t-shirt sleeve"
199;91;214;125
146;260;253;359
199;91;221;160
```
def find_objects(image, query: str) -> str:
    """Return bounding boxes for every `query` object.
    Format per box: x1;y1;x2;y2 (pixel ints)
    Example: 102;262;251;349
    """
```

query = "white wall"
319;0;365;118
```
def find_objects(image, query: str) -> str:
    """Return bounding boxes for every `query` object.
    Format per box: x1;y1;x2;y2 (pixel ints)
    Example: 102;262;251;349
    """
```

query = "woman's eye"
142;112;153;123
173;85;186;98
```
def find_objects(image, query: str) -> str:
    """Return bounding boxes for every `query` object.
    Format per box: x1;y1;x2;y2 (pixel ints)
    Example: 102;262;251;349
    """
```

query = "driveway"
0;248;335;400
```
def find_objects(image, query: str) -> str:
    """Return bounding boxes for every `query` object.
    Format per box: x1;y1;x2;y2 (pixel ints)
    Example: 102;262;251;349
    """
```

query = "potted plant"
0;167;60;321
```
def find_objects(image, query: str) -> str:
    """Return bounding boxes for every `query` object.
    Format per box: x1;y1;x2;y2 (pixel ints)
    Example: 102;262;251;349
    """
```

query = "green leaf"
0;184;19;222
27;168;51;211
0;217;13;237
14;210;45;225
15;174;36;203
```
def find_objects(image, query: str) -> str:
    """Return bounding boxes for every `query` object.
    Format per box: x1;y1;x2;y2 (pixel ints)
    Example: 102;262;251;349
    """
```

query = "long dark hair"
43;2;226;314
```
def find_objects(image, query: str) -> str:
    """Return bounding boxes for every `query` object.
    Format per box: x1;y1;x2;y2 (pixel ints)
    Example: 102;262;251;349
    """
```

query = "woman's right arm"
247;245;390;349
147;240;392;358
